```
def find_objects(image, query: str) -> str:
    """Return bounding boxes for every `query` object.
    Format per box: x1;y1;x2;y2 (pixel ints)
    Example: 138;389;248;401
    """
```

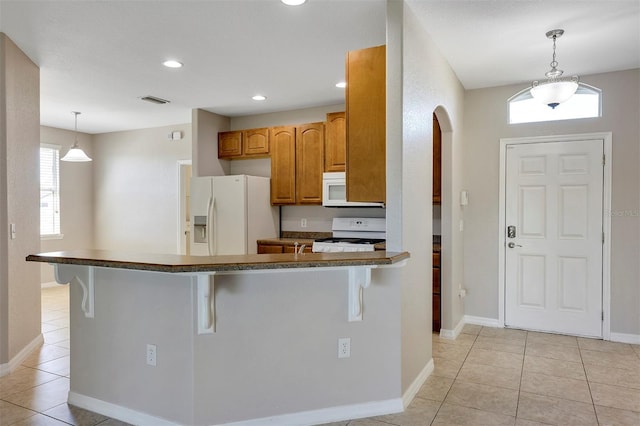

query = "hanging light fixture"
530;29;579;109
61;111;92;162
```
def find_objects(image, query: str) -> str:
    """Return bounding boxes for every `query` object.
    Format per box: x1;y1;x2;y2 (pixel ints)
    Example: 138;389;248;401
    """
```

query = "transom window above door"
508;83;602;124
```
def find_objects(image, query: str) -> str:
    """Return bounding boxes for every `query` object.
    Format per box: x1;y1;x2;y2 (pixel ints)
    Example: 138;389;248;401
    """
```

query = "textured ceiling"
0;0;638;134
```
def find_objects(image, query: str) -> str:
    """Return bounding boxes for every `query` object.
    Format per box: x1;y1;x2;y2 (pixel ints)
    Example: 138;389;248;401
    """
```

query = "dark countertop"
26;249;410;274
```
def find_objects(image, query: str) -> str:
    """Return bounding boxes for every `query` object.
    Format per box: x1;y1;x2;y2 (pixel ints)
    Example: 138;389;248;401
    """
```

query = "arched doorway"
432;106;459;336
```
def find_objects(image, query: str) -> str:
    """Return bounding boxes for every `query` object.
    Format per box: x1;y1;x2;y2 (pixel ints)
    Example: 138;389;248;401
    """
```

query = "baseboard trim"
464;315;502;328
68;392;178;425
401;358;434;408
610;332;640;344
223;397;404;426
439;317;466;340
69;391;405;426
0;334;44;377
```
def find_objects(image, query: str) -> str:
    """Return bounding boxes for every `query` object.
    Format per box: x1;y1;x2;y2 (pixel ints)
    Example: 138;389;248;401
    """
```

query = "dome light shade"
61;146;92;162
529;29;580;109
530;80;579;109
61;111;92;162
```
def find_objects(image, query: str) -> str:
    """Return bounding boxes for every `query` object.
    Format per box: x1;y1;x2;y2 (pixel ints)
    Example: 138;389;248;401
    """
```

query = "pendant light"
530;29;579;109
61;111;92;162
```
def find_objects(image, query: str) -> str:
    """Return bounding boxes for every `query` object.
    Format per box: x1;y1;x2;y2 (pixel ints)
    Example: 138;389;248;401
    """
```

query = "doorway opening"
432;113;442;332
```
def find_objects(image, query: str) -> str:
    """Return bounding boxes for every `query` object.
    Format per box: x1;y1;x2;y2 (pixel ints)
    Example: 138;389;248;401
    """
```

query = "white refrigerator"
190;175;279;256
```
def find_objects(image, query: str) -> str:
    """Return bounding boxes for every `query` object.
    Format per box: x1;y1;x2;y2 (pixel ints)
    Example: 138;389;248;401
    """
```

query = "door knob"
508;242;522;248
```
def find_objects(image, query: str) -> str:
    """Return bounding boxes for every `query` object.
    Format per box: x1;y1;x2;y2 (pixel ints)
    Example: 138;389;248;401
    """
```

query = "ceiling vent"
140;95;170;105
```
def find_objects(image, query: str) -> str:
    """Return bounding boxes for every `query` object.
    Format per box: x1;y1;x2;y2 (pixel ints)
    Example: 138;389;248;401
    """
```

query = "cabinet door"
243;128;270;156
296;122;325;205
218;131;242;158
433;114;442;204
346;45;386;203
270;126;296;205
324;112;346;172
257;244;283;254
283;245;313;254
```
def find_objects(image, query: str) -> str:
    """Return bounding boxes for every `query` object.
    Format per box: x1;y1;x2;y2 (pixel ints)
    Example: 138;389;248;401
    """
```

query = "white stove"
312;218;386;253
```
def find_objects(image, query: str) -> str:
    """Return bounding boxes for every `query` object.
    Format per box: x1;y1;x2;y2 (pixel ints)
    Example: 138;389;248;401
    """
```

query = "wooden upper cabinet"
296;122;325;204
433;113;442;204
243;128;270;156
218;131;242;158
346;45;386;203
270;126;296;205
218;128;270;159
324;112;346;172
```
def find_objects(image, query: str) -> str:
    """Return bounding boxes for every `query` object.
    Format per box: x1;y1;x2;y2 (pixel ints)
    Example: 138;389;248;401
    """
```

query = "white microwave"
322;172;384;207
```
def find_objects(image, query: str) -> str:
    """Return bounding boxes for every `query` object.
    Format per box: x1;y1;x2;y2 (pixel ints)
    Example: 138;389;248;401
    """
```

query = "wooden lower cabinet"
433;251;441;332
257;244;284;254
257;243;312;254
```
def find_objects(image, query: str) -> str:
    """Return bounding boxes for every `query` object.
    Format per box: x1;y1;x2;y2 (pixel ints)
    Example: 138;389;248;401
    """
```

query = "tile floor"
327;325;640;426
0;286;127;426
2;286;640;425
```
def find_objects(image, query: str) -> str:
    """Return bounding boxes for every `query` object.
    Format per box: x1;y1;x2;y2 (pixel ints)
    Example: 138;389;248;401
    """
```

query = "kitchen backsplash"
281;205;386;233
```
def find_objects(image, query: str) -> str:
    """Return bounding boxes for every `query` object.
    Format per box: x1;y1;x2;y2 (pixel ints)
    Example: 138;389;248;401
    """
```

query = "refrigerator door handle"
208;197;216;256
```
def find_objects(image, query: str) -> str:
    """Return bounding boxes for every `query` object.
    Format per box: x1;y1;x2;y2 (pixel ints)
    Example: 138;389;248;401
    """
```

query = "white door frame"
498;132;612;339
177;160;192;255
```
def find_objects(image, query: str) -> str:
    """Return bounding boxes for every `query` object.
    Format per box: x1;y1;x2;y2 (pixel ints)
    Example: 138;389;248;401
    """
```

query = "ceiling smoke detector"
140;95;170;105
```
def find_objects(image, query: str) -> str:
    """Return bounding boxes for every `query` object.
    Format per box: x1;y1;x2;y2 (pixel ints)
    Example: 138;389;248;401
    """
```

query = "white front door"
505;139;604;337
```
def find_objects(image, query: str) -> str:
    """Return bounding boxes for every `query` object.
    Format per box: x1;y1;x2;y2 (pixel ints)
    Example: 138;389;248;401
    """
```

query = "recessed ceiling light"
163;60;183;68
281;0;306;5
335;82;347;88
252;95;267;101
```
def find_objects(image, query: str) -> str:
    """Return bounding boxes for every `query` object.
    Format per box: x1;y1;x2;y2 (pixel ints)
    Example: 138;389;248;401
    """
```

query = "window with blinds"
40;144;61;237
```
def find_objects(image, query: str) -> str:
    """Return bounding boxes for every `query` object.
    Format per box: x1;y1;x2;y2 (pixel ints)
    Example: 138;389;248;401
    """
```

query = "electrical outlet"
146;344;157;366
338;338;351;359
300;218;307;228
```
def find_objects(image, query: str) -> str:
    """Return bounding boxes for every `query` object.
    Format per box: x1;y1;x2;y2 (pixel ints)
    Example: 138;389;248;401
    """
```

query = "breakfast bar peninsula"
27;249;409;425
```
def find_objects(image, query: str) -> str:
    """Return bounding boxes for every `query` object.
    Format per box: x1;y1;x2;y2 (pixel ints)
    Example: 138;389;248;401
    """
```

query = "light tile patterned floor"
0;286;128;426
2;286;640;425
326;325;640;426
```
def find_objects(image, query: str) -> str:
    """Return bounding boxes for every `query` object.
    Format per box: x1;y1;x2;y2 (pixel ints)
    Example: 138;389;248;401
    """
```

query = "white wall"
391;1;466;393
0;33;41;368
39;126;94;284
462;69;640;336
92;124;192;254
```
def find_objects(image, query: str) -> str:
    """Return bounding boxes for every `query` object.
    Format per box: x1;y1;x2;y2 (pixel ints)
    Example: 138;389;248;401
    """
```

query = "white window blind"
40;144;61;237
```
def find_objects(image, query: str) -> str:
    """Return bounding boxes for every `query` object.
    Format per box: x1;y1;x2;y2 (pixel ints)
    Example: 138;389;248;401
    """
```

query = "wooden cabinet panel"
433;114;442;204
270;126;296;205
432;267;441;294
433;294;441;332
346;45;386;203
324;112;346;172
243;128;270;156
433;246;441;332
218;131;242;158
257;244;284;254
296;122;324;205
283;245;312;254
